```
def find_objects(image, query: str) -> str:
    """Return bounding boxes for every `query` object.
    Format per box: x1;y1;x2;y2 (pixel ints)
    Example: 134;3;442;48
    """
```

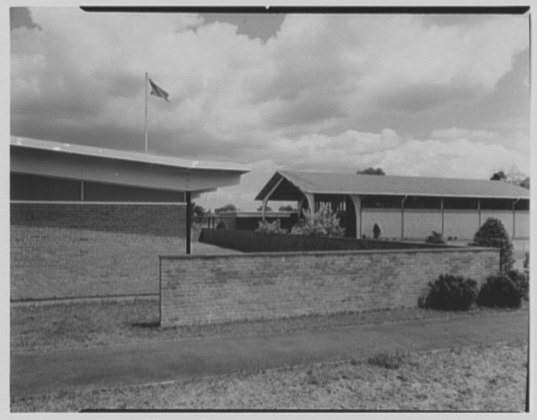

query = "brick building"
10;136;249;301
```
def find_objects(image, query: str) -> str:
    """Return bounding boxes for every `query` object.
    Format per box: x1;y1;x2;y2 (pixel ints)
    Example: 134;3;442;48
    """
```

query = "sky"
9;6;531;211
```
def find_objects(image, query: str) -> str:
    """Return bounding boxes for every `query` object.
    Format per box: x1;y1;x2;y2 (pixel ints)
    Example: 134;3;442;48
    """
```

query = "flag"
148;78;170;102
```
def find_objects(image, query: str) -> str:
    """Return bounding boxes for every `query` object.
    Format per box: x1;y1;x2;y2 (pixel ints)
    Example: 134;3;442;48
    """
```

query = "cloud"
430;128;499;141
10;9;530;210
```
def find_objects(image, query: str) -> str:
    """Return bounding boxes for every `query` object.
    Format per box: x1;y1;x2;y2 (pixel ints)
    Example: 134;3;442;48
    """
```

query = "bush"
477;273;522;308
507;270;529;300
291;203;345;237
373;223;382;239
425;231;446;244
255;219;288;235
472;218;514;272
420;274;478;311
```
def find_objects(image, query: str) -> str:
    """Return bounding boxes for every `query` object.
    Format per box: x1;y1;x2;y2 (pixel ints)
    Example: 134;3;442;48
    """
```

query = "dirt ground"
11;340;528;411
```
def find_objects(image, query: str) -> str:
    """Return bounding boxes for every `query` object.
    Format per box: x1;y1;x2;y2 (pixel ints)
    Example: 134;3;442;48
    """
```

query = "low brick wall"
160;247;499;327
11;202;186;301
199;228;447;253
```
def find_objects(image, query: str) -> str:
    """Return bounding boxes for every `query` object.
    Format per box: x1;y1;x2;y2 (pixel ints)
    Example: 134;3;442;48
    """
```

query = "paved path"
11;311;528;397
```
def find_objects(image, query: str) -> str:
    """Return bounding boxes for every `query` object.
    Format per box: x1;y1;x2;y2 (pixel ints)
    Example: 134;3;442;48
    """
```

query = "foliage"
357;167;386;176
279;205;297;212
472;218;514;273
425;231;446;245
477;273;522;308
255;219;288;235
256;205;273;212
291;203;345;237
490;171;506;181
506;269;529;300
420;274;478;311
490;167;529;189
373;223;382;239
190;202;207;217
214;204;237;214
368;351;407;369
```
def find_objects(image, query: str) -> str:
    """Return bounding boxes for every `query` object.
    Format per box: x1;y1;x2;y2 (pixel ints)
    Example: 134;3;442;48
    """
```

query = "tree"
490;167;528;188
472;218;514;273
357;167;386;176
190;202;207;217
257;205;273;212
214;204;237;214
490;171;506;181
279;205;297;212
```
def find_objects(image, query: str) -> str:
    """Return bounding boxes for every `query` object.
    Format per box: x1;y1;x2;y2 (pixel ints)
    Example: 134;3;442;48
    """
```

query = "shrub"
421;274;478;311
477;273;522;308
472;218;514;272
255;219;288;235
425;231;446;244
507;269;529;300
373;223;382;239
291;203;345;237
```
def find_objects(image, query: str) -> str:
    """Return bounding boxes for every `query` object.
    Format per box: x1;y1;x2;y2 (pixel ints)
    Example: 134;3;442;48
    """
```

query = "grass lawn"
11;298;527;353
11;340;528;411
10;298;529;411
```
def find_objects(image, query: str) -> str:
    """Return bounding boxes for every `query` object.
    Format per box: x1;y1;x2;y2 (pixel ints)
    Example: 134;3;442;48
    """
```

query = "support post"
512;199;519;239
350;195;362;239
186;191;192;255
401;196;408;240
261;198;268;222
441;197;444;236
305;193;315;222
477;198;481;229
144;72;149;153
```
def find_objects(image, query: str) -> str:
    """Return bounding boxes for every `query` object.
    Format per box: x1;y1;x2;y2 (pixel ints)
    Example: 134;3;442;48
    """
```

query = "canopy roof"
11;136;250;193
256;170;530;201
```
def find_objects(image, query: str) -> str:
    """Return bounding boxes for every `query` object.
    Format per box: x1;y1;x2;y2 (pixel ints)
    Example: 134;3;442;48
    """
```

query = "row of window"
314;194;529;211
10;173;185;203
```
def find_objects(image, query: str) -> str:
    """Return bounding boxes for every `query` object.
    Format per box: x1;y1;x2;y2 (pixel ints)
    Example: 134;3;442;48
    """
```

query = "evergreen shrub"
420;274;478;311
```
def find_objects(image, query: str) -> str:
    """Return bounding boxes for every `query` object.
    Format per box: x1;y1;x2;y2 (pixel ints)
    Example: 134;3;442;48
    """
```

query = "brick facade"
160;248;499;327
11;202;186;301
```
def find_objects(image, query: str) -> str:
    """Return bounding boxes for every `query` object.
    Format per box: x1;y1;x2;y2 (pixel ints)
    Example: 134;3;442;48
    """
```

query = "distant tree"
491;167;528;188
357;167;386;176
190;202;207;217
257;205;273;212
490;171;507;181
279;205;297;212
214;204;237;214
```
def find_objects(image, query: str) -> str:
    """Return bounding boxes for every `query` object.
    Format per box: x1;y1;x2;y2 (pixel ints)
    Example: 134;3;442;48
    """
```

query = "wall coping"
11;201;187;206
160;246;499;261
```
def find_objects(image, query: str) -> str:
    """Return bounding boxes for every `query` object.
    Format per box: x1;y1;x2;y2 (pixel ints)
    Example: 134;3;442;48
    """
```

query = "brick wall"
160;247;499;327
11;202;186;301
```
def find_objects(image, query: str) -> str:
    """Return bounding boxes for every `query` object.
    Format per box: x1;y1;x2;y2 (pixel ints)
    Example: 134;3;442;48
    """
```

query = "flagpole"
144;72;148;153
